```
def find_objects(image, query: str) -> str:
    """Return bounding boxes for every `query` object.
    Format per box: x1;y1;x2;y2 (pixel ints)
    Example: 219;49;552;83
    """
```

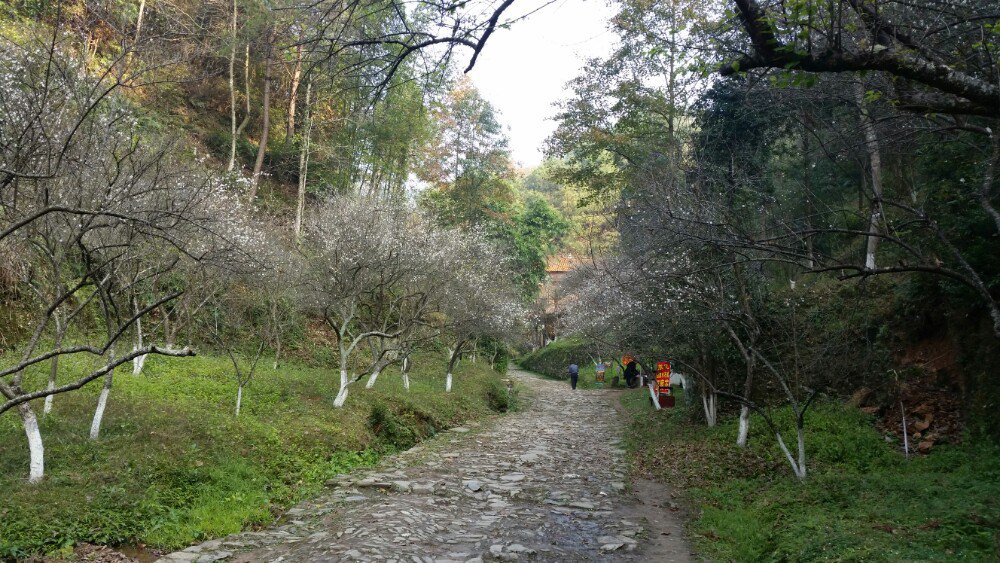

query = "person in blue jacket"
568;363;579;390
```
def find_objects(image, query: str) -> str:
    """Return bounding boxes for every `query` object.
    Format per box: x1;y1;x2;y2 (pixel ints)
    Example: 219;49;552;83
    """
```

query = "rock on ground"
156;368;694;562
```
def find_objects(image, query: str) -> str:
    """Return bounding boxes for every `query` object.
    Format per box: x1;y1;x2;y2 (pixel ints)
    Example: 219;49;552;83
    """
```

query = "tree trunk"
648;382;661;410
163;309;175;347
900;399;910;459
774;428;807;481
333;368;349;407
365;367;381;389
134;0;147;45
978;134;1000;234
124;0;147;71
796;425;807;479
232;43;252;147
736;360;754;446
89;370;113;440
701;389;717;427
402;356;410;391
293;79;313;239
43;314;66;416
235;384;243;417
736;406;751;447
251;34;273;200
89;345;116;440
445;344;463;393
227;0;239;172
19;402;44;483
286;45;303;140
856;82;885;271
132;299;147;375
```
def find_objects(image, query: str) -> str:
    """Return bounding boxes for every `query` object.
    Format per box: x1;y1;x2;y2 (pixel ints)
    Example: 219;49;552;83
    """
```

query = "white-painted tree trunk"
701;391;717;427
90;354;115;440
736;405;751;447
797;427;807;479
900;400;910;459
89;385;111;440
673;372;687;391
403;373;410;391
365;367;381;389
648;383;661;410
856;82;884;271
19;403;44;483
43;380;55;416
445;372;453;393
235;385;243;417
132;353;147;375
774;427;808;481
333;369;349;408
133;312;147;375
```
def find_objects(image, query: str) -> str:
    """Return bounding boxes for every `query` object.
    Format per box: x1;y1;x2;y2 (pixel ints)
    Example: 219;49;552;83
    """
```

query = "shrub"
486;378;516;413
520;337;590;380
367;402;416;451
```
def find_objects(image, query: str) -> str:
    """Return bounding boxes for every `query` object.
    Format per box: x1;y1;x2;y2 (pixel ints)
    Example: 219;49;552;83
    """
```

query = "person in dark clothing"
623;361;639;388
568;363;579;390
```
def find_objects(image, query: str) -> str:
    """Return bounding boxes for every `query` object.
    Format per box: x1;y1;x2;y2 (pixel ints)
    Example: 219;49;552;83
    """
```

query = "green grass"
620;389;1000;561
0;350;509;558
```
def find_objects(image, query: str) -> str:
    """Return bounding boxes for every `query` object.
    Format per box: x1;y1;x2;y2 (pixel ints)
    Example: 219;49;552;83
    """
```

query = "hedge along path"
157;367;693;562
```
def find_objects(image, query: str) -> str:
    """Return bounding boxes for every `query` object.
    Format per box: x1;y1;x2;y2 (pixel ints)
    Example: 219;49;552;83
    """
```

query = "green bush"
368;401;417;451
486;378;517;413
204;130;257;169
520;337;591;380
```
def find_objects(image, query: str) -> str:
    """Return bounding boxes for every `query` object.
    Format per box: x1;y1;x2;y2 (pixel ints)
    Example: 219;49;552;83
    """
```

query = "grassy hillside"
0;351;512;559
621;389;1000;561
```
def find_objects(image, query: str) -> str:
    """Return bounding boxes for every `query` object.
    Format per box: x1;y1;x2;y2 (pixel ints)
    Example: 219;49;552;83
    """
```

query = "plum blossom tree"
303;196;418;407
0;38;258;481
358;214;455;390
436;233;523;392
303;195;521;402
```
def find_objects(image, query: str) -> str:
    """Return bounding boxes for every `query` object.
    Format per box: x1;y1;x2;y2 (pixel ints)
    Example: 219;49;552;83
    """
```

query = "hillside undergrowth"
621;389;1000;561
0;352;507;558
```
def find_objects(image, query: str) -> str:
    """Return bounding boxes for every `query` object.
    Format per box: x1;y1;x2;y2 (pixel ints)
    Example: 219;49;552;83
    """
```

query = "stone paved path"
156;368;693;562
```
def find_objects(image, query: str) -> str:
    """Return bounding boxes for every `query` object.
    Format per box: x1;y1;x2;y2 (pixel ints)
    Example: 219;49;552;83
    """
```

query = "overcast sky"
464;0;617;169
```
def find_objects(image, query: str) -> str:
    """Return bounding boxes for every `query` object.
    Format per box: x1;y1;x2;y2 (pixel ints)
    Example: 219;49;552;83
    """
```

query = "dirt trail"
156;368;693;562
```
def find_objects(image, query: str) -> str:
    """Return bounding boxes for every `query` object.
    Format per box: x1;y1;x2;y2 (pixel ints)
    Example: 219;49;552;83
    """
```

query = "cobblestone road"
156;368;693;562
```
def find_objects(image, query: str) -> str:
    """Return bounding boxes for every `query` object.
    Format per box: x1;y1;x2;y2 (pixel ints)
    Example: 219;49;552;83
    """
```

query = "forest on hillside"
541;0;1000;462
1;0;999;559
0;0;572;483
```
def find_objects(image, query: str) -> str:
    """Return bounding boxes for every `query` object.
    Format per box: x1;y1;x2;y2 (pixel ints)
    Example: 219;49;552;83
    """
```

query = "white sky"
465;0;618;169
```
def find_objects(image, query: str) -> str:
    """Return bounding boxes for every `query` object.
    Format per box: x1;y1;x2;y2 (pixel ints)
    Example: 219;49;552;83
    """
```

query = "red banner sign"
655;361;671;395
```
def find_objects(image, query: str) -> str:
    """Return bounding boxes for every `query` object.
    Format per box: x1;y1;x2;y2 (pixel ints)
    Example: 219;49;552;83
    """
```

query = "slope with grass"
0;351;511;559
621;389;1000;561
